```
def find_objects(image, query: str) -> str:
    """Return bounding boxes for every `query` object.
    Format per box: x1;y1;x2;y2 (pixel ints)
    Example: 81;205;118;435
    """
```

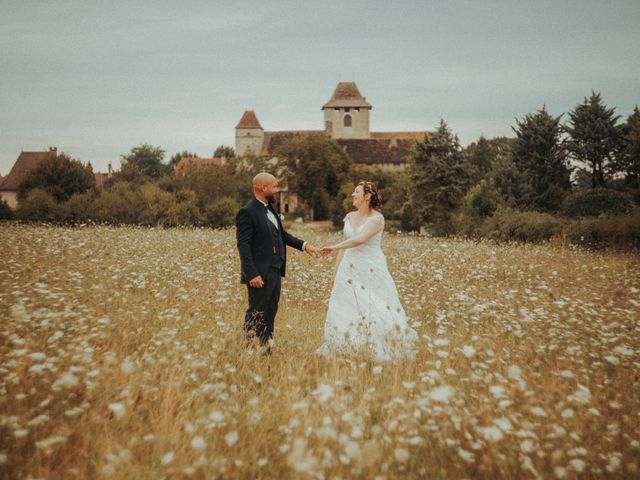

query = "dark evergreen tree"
512;106;571;211
213;145;236;159
565;92;622;188
18;152;95;203
407;120;468;235
464;136;492;184
615;106;640;188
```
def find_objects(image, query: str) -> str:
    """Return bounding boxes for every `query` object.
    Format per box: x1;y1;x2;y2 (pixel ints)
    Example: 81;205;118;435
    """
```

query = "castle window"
345;107;350;112
355;107;360;112
334;107;339;111
344;114;352;127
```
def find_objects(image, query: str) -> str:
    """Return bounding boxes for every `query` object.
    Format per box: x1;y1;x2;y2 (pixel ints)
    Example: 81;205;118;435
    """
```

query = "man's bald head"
252;172;279;204
252;172;276;191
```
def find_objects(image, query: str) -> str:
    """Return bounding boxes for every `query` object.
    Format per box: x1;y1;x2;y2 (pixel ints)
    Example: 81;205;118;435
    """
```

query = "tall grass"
0;222;638;479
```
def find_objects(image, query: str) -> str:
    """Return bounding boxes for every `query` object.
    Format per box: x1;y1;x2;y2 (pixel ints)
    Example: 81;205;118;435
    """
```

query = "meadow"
0;222;638;479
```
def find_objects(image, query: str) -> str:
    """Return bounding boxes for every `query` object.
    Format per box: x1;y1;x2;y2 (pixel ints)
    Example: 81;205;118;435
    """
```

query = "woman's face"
351;185;369;208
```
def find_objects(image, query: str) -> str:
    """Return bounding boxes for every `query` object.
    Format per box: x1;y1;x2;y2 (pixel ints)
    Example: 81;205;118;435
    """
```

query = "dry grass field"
0;222;639;479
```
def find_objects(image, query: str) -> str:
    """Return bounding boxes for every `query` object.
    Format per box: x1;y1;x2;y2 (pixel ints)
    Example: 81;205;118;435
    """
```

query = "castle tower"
235;110;264;156
322;82;372;139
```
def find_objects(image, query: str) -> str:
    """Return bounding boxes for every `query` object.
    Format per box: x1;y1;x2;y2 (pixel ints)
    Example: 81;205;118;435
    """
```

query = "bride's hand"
320;246;334;256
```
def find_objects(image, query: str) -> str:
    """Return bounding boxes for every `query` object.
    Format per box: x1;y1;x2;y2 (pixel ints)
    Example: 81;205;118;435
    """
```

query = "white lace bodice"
343;212;385;255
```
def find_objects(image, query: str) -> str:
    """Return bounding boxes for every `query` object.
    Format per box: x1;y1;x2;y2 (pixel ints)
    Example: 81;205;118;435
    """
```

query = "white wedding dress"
317;212;418;361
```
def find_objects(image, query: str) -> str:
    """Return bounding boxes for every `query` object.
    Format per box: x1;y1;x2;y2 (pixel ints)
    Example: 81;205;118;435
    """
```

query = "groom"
236;172;318;351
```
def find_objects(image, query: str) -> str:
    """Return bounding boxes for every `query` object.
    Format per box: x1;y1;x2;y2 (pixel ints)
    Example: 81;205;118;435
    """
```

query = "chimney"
108;162;112;175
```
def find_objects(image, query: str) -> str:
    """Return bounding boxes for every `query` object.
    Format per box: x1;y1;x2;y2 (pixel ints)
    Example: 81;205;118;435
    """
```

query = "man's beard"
266;193;276;204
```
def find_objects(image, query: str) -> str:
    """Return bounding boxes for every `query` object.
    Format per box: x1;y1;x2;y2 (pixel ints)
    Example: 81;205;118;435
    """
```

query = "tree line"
1;91;638;246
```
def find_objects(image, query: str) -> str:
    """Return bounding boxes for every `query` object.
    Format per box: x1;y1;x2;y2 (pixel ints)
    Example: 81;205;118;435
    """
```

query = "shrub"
138;184;175;226
92;182;146;224
454;179;505;236
0;198;15;220
204;196;240;228
62;191;97;223
165;189;203;227
16;188;65;222
565;212;640;247
562;188;632;217
478;207;563;243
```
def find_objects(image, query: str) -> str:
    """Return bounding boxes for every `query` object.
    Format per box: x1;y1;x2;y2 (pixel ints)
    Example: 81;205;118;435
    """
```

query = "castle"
235;82;429;171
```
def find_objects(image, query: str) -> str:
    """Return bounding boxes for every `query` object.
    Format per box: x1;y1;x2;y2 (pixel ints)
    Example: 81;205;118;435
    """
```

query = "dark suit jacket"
236;198;305;284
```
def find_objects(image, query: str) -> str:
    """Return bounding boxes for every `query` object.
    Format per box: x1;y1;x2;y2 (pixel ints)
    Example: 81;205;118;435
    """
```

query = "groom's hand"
249;275;264;288
304;244;320;257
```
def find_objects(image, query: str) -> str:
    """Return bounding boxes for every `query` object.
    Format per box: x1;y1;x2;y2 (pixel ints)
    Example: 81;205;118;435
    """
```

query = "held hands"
304;244;322;257
320;246;335;256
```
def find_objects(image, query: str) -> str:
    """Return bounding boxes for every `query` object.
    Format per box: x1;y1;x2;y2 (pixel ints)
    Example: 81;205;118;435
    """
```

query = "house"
0;147;57;209
233;82;430;213
235;82;429;171
94;163;113;191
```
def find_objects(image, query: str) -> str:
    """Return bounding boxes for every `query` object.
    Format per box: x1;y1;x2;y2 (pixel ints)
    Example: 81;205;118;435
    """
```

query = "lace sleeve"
370;213;385;225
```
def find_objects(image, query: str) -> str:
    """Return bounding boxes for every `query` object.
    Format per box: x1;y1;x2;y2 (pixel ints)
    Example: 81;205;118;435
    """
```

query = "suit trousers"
244;266;282;346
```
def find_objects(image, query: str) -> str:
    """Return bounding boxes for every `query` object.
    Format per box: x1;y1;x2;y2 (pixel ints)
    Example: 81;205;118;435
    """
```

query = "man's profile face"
264;179;279;204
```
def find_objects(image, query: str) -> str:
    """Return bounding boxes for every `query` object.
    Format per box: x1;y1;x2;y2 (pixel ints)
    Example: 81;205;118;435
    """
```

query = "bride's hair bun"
358;181;382;212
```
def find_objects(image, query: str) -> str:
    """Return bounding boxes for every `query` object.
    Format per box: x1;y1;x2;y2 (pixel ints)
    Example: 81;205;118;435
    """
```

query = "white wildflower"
394;447;410;462
52;372;79;390
567;385;591;404
507;365;522;380
569;458;586;472
314;383;333;402
458;448;475;463
191;436;206;450
108;402;126;418
462;345;476;358
494;417;513;432
161;451;174;465
530;406;547;417
429;385;454;402
120;357;135;375
478;426;504;443
225;431;238;447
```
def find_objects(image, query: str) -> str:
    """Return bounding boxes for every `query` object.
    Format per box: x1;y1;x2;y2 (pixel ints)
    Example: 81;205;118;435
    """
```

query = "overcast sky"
1;0;638;174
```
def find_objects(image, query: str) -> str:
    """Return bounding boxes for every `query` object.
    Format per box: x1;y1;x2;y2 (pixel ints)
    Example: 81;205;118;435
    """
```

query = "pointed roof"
0;148;57;190
235;110;263;129
322;82;372;109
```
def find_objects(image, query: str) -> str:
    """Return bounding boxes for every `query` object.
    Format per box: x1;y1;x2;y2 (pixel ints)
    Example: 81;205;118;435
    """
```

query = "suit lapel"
251;198;272;235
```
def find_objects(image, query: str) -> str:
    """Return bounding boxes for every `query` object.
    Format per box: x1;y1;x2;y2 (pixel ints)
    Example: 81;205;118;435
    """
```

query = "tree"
512;106;572;212
213;145;236;159
565;92;622;188
614;106;640;189
18;152;95;203
276;133;351;220
120;144;168;179
407;120;468;235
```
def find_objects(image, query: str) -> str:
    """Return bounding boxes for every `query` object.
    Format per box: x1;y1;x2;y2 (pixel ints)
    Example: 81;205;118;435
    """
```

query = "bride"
318;181;417;361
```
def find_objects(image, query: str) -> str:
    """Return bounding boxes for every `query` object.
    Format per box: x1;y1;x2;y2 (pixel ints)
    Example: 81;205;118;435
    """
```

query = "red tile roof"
174;156;224;177
260;130;325;156
336;138;417;165
235;110;263;129
322;82;372;109
0;148;57;191
259;130;424;165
